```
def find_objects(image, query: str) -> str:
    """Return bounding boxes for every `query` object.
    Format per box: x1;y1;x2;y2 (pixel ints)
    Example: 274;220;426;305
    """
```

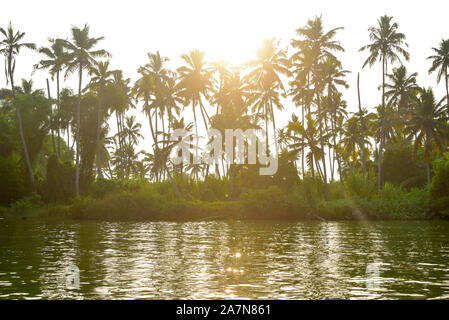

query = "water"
1;219;449;300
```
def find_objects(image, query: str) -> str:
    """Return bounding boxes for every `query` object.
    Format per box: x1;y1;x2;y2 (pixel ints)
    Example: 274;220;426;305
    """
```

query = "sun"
185;2;267;67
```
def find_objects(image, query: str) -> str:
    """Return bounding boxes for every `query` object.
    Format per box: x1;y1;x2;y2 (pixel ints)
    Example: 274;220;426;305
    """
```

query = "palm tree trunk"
270;99;279;156
265;103;269;157
9;66;36;192
116;112;123;179
426;162;431;185
317;94;328;200
357;73;367;177
378;56;386;191
445;70;449;111
67;124;70;161
199;100;210;192
75;63;82;197
147;96;180;198
301;102;305;178
96;90;103;179
46;79;56;155
56;71;61;157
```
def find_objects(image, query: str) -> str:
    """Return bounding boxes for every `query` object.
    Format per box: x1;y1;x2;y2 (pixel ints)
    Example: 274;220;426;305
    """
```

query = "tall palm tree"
291;17;344;199
427;39;449;107
247;38;288;156
108;71;134;179
85;60;116;178
63;24;110;196
177;49;213;191
34;38;69;157
0;22;36;191
406;87;448;184
211;71;257;198
319;57;349;182
140;51;172;148
133;71;181;197
360;15;409;190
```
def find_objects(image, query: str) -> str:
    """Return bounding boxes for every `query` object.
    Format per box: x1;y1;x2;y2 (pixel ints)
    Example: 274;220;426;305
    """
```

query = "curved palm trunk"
9;67;36;192
426;161;431;185
75;62;82;197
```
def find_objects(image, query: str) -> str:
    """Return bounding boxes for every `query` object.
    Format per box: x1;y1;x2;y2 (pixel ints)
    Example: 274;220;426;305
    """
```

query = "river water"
1;219;449;299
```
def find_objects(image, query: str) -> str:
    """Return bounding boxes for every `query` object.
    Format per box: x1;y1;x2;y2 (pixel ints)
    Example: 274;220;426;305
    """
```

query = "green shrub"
89;178;123;199
42;155;75;202
241;186;292;219
429;153;449;217
382;141;426;189
9;193;43;215
316;199;357;220
355;183;428;219
0;155;25;205
344;169;377;199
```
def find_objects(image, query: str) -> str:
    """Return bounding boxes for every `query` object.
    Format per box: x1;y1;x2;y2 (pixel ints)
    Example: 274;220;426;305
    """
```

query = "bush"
41;155;75;203
9;193;43;215
241;186;292;219
0;155;25;205
316;199;357;220
355;183;428;219
344;169;377;199
429;153;449;217
382;141;426;189
89;178;123;199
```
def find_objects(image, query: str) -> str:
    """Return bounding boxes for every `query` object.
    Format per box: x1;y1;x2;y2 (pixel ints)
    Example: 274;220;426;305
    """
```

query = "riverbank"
0;183;441;222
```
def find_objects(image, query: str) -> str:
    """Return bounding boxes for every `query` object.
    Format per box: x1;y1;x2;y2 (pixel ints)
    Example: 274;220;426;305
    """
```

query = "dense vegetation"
1;15;449;221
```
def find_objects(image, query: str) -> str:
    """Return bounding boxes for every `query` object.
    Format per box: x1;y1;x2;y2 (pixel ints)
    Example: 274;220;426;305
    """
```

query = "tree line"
1;15;448;204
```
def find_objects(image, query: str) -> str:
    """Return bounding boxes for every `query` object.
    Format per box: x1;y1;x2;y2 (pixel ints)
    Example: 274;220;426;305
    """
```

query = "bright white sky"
1;0;448;152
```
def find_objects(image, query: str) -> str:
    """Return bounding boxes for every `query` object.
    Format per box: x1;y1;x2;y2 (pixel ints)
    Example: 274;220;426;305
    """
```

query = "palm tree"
210;57;231;115
0;22;36;191
108;71;134;179
177;49;213;191
427;39;449;107
339;114;372;169
63;24;110;196
247;38;288;156
291;17;344;199
34;38;69;157
133;70;181;197
140;51;172;148
385;65;418;129
287;114;327;178
360;15;409;190
170;116;193;188
85;60;116;178
319;57;349;182
406;87;448;184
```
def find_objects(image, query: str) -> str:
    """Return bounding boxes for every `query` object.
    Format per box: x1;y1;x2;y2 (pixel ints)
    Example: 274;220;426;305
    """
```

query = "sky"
1;0;448;152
